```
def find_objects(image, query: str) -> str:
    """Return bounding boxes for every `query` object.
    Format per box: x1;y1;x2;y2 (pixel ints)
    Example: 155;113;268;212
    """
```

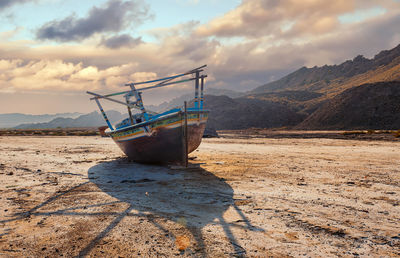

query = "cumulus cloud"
144;21;219;65
195;0;393;39
158;35;220;63
0;0;31;11
2;4;400;98
0;59;158;93
36;0;150;42
100;34;142;49
146;20;200;39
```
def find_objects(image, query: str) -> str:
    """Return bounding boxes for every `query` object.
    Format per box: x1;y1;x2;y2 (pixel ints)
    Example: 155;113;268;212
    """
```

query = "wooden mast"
200;75;205;109
183;101;188;167
194;71;200;109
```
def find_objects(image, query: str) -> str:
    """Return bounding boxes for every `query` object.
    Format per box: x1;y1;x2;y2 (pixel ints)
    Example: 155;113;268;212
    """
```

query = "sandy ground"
0;135;399;257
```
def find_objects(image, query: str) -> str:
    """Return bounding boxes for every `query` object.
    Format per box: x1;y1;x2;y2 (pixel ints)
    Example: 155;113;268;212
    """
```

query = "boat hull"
108;111;208;164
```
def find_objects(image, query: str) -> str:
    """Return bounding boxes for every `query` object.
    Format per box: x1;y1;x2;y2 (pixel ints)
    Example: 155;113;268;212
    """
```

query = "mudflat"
0;135;399;257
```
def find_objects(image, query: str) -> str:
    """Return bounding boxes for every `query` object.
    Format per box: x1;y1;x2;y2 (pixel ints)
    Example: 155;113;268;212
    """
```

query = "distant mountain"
14;111;125;129
296;81;400;130
251;43;400;95
227;43;400;130
146;87;244;113
0;112;82;128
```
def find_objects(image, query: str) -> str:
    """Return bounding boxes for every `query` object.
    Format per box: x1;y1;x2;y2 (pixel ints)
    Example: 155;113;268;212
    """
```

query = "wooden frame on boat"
87;65;209;165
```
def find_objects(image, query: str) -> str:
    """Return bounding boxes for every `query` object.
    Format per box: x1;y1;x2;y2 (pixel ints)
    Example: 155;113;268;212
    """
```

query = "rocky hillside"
244;90;325;115
230;43;400;130
296;81;400;130
251;43;400;95
233;44;400;124
203;95;306;130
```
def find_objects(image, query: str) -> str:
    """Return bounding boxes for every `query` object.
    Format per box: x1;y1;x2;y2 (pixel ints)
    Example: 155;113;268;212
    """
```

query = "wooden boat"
87;65;209;165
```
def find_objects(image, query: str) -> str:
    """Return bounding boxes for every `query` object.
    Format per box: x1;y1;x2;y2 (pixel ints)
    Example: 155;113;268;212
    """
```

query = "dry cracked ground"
0;135;399;257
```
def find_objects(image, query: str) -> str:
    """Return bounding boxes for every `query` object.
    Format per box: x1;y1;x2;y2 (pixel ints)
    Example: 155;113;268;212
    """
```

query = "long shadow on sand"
0;158;260;257
84;158;256;256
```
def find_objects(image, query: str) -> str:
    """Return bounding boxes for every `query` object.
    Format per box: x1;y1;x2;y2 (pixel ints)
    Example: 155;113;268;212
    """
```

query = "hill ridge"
251;43;400;95
296;81;400;130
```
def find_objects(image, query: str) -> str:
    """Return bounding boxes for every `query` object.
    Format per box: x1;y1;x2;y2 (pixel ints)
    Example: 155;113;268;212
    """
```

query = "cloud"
144;21;219;63
100;34;143;49
36;0;150;42
0;0;31;11
0;59;150;93
195;0;393;39
0;27;24;39
2;6;400;98
145;20;200;41
207;8;400;90
159;35;220;63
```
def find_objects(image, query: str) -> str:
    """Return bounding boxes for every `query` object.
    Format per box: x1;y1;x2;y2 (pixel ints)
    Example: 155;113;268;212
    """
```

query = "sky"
1;0;400;114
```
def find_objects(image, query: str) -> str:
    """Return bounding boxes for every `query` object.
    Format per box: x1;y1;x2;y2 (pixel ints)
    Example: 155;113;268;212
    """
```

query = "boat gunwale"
106;109;210;135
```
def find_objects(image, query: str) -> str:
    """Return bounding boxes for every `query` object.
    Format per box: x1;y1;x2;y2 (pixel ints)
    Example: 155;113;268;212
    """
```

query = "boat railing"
87;65;207;131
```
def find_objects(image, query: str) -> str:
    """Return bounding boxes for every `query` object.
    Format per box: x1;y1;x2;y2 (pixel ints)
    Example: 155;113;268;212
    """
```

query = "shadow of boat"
86;158;251;256
1;158;260;257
